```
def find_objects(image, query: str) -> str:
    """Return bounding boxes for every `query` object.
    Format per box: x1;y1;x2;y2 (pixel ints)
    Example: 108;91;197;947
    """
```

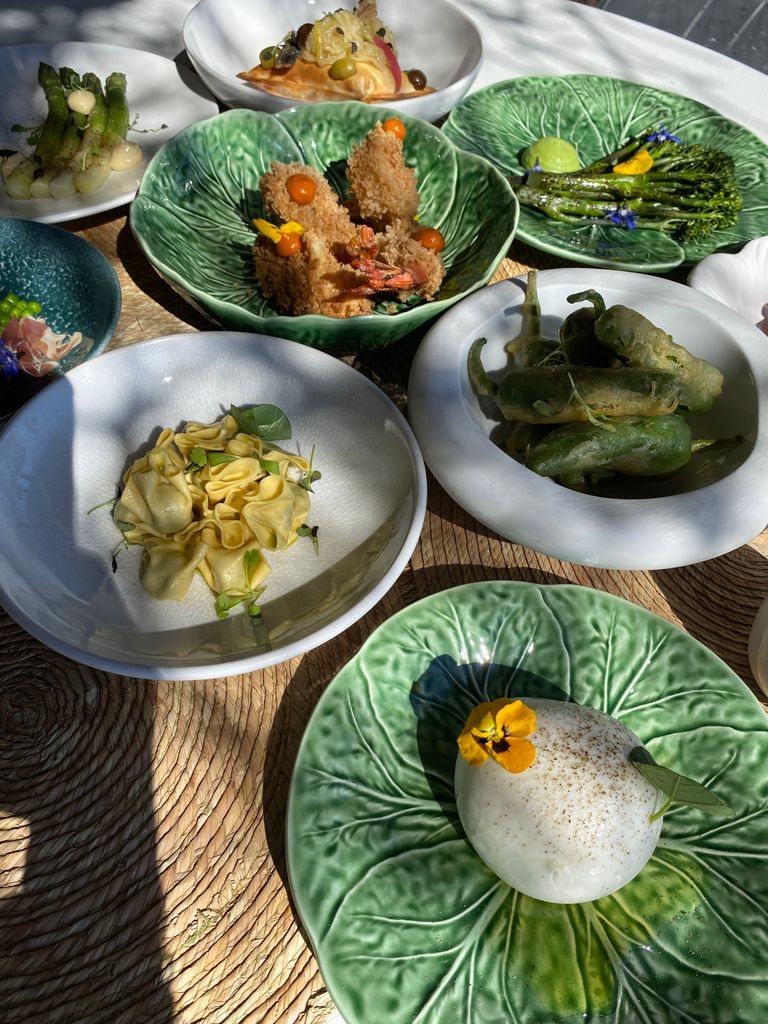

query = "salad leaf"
629;746;733;820
231;403;292;441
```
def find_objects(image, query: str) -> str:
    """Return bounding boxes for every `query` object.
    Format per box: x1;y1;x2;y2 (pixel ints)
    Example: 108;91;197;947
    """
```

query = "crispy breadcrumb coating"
346;122;419;228
253;122;445;317
255;231;374;319
260;161;354;247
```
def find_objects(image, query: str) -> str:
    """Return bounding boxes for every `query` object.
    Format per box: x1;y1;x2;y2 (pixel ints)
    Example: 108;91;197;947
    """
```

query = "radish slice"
371;36;402;92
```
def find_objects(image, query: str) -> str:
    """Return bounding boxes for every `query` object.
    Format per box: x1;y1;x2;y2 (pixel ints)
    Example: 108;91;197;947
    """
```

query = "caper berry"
329;56;357;80
259;46;277;69
406;68;427;90
295;22;313;48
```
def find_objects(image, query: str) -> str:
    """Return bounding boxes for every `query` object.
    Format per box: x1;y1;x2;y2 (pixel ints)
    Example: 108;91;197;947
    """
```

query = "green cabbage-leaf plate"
442;75;768;272
129;104;518;353
287;581;768;1024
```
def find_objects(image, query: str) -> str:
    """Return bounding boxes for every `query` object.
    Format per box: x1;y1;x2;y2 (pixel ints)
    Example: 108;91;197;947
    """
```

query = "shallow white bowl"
689;235;768;335
182;0;483;121
0;42;218;225
0;332;427;680
408;269;768;570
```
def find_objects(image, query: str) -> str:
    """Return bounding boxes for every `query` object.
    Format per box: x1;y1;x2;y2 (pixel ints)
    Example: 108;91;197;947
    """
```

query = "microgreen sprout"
297;523;320;554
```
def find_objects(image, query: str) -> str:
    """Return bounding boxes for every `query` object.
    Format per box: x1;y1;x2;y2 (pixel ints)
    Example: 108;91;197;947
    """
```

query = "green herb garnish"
186;446;208;471
260;458;281;475
297;523;320;555
231;403;292;441
629;747;733;821
207;452;238;466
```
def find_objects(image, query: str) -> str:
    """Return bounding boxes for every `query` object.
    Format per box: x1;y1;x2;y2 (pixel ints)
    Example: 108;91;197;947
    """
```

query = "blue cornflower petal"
604;204;636;230
647;126;681;144
0;342;20;377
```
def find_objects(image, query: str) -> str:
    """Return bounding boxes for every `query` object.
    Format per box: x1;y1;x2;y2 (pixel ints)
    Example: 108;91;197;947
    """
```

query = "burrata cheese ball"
455;697;662;903
521;136;581;172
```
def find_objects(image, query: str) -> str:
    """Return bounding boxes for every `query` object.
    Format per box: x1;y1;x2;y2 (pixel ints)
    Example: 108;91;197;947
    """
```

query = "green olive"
329;56;357;81
406;68;427;91
259;46;278;69
295;22;313;49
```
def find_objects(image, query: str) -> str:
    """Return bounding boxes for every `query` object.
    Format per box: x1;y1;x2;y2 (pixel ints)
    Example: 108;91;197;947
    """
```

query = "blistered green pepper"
527;414;694;479
505;270;560;368
496;364;680;423
595;305;724;412
559;289;614;366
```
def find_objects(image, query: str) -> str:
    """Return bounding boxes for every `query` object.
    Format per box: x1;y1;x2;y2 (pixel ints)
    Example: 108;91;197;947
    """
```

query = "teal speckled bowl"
129;104;519;352
1;217;121;418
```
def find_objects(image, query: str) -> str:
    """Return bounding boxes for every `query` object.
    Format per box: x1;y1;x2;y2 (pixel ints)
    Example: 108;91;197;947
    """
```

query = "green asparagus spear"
74;71;128;195
34;63;69;172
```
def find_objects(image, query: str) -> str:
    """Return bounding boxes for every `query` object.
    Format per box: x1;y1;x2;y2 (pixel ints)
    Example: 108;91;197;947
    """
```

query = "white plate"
689;235;768;334
0;332;427;679
407;269;768;570
0;42;218;224
182;0;483;122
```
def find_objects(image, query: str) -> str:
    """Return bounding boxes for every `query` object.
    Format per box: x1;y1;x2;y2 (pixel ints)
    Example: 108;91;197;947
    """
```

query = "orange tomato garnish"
414;226;445;253
286;173;317;205
276;232;303;257
382;117;406;140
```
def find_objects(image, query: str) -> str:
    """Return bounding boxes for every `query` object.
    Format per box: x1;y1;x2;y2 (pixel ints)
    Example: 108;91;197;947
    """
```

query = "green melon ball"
521;136;581;172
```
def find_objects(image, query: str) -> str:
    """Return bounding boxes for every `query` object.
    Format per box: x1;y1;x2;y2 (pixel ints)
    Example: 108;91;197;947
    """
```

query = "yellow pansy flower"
457;698;537;774
253;218;305;243
613;150;654;175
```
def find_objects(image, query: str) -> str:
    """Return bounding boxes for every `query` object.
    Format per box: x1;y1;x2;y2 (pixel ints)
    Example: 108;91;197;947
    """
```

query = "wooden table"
2;209;768;1024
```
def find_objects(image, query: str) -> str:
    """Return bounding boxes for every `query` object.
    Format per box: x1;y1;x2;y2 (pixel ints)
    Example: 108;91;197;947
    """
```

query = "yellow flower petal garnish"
253;218;305;243
613;149;654;175
457;698;537;774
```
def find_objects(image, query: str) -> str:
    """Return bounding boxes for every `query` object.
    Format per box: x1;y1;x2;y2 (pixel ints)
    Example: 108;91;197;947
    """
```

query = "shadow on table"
0;628;173;1024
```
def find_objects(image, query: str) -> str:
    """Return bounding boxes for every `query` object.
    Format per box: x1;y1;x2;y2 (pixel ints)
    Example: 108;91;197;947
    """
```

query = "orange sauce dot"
413;226;445;253
286;173;317;205
382;117;406;140
276;232;303;257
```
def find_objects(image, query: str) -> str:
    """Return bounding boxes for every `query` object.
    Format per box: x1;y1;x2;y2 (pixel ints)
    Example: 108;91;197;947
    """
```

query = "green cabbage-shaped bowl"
130;104;519;352
443;75;768;273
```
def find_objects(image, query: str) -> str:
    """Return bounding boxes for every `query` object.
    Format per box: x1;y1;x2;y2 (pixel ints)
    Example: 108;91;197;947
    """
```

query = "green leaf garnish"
116;521;135;534
231;403;292;441
243;548;262;574
260;458;281;475
629;747;733;821
297;523;320;555
186;446;208;471
214;592;247;619
207;452;238;466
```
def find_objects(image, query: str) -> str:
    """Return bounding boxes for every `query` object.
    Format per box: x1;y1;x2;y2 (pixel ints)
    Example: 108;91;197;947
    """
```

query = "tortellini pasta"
113;409;317;614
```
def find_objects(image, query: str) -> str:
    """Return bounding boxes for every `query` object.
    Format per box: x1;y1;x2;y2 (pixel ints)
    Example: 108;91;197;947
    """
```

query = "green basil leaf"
232;403;292;441
629;747;733;817
260;458;281;475
207;452;238;466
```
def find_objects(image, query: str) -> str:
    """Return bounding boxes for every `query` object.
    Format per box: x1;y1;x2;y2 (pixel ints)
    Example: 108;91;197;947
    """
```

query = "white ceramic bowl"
0;331;427;680
408;269;768;570
689;235;768;335
182;0;483;121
